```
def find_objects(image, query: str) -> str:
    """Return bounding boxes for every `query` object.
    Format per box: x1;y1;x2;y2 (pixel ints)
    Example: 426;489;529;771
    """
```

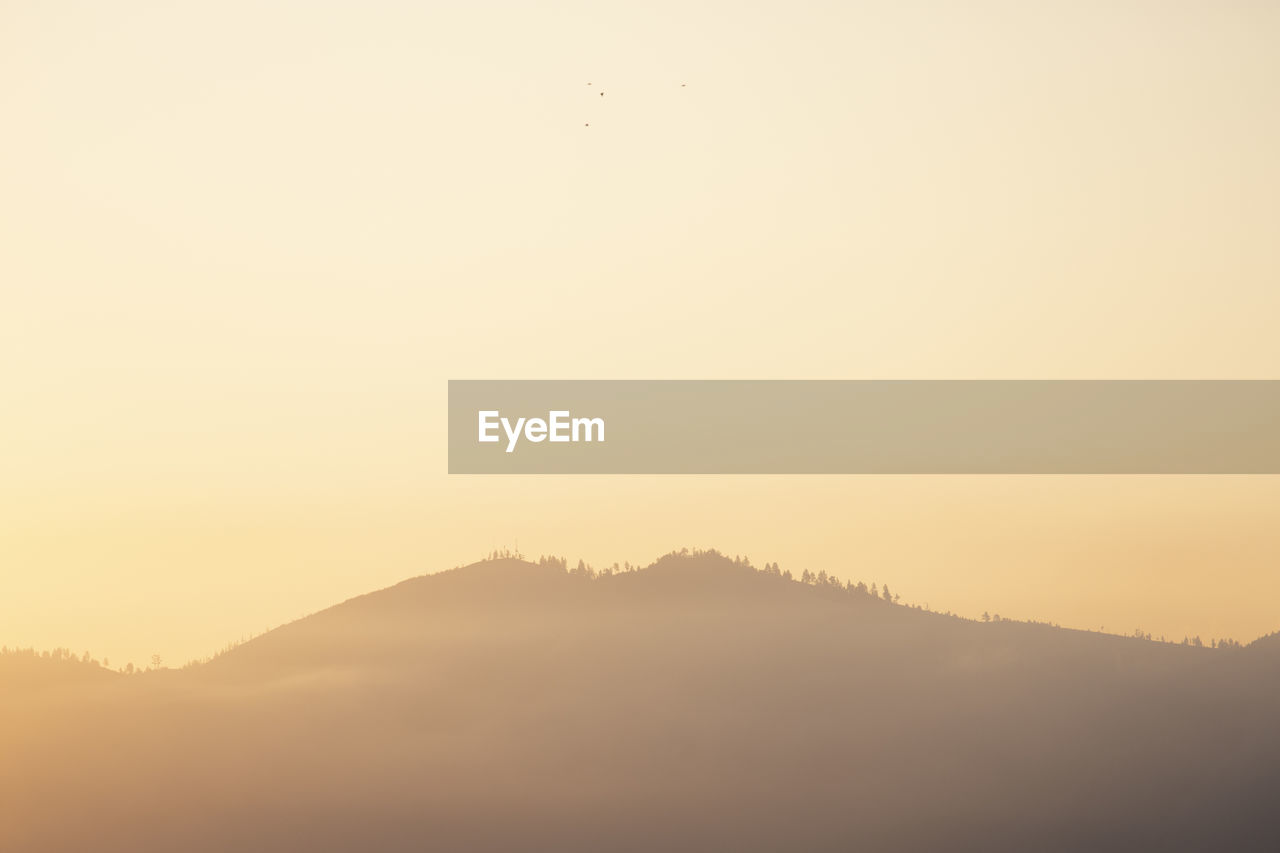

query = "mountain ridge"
4;550;1279;852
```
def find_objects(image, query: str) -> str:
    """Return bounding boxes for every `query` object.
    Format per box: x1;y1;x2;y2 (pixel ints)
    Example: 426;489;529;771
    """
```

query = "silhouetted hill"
203;553;1205;679
2;552;1278;853
0;647;118;689
1249;630;1280;654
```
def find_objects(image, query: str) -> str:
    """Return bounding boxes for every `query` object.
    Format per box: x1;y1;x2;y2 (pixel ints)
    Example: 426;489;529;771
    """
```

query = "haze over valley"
4;551;1278;852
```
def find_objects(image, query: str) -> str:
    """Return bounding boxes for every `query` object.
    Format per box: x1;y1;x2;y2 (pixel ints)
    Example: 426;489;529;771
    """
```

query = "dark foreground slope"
3;553;1278;852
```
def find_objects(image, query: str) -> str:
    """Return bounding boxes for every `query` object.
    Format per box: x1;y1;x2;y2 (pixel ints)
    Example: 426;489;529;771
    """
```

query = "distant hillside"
1249;630;1280;653
0;646;118;689
2;551;1278;853
200;551;1223;680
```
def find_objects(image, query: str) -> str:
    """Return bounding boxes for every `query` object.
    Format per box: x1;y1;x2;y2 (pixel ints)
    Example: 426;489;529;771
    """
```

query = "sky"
3;0;1280;668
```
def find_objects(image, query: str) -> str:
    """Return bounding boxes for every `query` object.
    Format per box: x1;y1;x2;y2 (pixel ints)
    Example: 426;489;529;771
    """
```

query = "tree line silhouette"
4;548;1251;674
483;546;1248;649
0;645;169;676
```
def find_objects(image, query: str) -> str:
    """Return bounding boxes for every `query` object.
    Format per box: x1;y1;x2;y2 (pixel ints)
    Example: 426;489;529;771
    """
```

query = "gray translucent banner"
448;381;1280;474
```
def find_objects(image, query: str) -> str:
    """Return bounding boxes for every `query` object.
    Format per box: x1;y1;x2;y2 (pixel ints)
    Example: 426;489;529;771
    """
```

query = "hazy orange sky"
4;1;1280;668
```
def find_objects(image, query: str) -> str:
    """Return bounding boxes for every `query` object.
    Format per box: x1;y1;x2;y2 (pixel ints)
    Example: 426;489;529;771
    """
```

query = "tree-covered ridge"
0;645;119;686
2;547;1257;678
478;546;1250;649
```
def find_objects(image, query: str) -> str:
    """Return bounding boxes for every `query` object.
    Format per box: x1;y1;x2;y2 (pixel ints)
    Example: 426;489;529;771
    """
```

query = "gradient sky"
3;0;1280;668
